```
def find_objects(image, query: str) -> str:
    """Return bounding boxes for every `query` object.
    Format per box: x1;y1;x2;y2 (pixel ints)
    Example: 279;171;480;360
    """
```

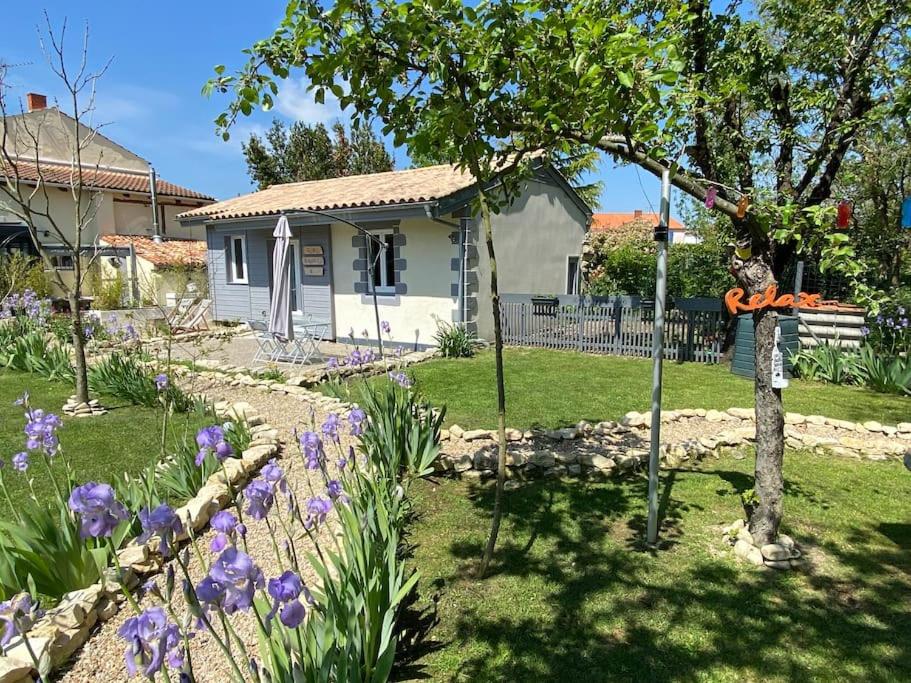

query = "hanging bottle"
772;325;789;389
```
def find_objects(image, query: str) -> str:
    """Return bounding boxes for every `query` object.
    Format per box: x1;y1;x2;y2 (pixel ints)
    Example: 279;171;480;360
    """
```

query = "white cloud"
182;121;268;157
275;76;343;123
92;84;181;125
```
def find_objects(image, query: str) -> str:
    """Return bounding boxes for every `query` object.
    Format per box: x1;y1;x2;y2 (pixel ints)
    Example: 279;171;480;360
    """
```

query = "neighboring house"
98;235;208;307
591;210;698;244
177;161;591;347
0;92;214;303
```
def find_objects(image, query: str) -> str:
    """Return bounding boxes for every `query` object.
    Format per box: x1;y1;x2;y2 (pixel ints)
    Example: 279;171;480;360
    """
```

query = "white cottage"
177;162;591;347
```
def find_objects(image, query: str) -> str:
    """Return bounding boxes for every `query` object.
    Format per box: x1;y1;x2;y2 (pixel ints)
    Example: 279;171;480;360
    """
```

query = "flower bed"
0;399;278;681
435;407;911;481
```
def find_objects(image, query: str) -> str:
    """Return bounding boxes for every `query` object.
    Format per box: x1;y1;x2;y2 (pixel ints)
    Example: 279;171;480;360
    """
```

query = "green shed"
731;314;800;379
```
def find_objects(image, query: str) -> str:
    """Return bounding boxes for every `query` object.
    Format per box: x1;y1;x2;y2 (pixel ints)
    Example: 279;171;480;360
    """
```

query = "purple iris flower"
200;548;264;614
348;408;366;436
154;374;168;391
24;409;61;457
245;478;275;520
299;431;323;469
860;326;870;336
261;458;288;496
11;452;28;473
195;425;233;466
267;570;307;628
209;510;245;552
381;320;391;334
0;594;40;650
13;391;29;407
117;607;183;678
388;371;413;388
138;504;184;558
68;482;129;539
304;496;333;529
326;357;339;370
326;479;348;503
321;414;340;443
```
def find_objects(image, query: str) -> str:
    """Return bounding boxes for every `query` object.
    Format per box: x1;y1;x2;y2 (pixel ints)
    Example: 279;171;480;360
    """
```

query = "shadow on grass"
403;467;911;682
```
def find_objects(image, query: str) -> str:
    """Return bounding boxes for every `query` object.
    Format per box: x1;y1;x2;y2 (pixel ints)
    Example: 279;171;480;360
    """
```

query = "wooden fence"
499;294;725;363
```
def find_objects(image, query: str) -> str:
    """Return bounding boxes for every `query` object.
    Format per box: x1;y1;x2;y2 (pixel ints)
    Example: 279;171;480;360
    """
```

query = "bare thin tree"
0;16;113;403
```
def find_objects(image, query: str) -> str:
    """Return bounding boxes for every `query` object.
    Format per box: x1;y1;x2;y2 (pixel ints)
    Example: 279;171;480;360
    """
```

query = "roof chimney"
634;209;643;218
26;93;47;112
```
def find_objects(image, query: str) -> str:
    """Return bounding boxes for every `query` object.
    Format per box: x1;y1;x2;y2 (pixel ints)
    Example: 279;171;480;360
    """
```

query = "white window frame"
227;234;248;284
566;255;581;295
367;230;396;296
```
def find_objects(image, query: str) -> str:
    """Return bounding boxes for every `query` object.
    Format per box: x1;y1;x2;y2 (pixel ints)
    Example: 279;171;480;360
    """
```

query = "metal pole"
282;208;387;358
646;167;671;546
149;166;162;243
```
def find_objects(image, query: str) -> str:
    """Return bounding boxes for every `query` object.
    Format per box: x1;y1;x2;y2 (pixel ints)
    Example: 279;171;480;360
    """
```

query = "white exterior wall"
474;178;588;339
330;217;456;348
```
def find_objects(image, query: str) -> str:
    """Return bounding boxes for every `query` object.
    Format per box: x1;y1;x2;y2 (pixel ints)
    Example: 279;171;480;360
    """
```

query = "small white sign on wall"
302;245;324;255
304;266;324;276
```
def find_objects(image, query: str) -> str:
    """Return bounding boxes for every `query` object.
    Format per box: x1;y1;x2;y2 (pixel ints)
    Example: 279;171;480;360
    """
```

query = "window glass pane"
369;240;382;288
233;238;245;280
384;234;395;286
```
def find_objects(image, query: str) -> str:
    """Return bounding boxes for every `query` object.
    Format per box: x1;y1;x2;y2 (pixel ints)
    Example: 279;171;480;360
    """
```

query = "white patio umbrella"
268;215;294;342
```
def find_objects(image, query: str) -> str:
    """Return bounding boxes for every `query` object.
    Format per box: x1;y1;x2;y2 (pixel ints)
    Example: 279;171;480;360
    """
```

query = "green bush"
853;346;911;396
0;253;51;299
0;330;74;382
790;344;861;385
791;344;911;396
93;272;125;310
88;352;190;410
586;238;732;299
434;320;480;358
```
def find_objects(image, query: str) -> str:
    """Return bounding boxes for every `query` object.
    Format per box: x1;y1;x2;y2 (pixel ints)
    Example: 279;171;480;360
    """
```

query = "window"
227;235;248;284
367;231;396;295
566;256;580;294
49;254;75;270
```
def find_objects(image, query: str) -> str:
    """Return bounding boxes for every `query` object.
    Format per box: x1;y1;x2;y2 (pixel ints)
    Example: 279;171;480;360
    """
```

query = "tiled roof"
177;163;479;221
3;159;213;200
100;235;207;267
592;212;684;232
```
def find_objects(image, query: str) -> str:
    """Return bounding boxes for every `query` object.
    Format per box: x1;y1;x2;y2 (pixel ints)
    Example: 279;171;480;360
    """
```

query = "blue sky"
2;1;674;218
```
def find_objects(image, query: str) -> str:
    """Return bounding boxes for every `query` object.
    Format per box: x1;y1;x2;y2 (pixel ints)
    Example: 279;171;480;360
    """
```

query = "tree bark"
69;292;90;404
477;190;508;579
737;257;784;546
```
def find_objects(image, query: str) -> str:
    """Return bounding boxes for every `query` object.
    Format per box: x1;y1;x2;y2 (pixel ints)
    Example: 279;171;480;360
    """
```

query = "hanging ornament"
736;195;750;219
771;326;789;389
836;200;852;229
704;186;718;209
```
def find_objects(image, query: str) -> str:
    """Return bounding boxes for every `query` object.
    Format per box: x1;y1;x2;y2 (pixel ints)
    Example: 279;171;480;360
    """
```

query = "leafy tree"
836;121;911;293
242;119;392;189
207;0;909;550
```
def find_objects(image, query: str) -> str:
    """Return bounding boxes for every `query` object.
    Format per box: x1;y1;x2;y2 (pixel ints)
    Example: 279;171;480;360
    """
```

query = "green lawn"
404;452;911;681
0;371;210;514
397;349;911;429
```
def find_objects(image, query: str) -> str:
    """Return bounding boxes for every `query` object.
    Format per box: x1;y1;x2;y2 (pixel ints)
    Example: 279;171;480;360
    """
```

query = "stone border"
722;519;803;570
0;400;280;683
176;348;438;393
434;407;911;481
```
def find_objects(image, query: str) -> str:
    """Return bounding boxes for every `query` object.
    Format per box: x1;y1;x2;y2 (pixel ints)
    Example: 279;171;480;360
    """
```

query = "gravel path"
58;387;354;683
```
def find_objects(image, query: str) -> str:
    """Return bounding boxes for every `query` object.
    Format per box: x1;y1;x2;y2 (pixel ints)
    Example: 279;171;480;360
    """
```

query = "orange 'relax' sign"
724;285;822;315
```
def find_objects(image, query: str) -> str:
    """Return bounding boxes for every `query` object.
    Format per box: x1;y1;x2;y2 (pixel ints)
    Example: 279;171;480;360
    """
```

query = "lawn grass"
404;452;911;681
394;348;911;429
0;370;211;514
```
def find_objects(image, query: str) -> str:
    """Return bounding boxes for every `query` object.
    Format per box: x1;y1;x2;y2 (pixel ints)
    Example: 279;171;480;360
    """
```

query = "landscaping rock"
580;454;615;471
449;424;465;439
529;451;556;468
862;420;884;433
784;412;805;425
760;543;792;562
452;454;473;472
505;428;523;442
705;409;725;422
0;654;33;683
726;407;754;420
734;539;764;566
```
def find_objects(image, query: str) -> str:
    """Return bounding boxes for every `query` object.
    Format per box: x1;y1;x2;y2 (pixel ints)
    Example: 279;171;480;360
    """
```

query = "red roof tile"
100;235;207;267
592;211;684;232
3;160;213;201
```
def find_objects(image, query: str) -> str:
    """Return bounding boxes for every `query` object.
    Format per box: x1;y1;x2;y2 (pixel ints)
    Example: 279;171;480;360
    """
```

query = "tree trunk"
737;257;784;546
477;192;508;579
69;292;91;404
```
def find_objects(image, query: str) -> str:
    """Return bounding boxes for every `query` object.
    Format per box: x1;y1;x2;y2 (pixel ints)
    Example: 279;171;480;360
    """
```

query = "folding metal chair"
290;318;329;365
248;320;280;366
